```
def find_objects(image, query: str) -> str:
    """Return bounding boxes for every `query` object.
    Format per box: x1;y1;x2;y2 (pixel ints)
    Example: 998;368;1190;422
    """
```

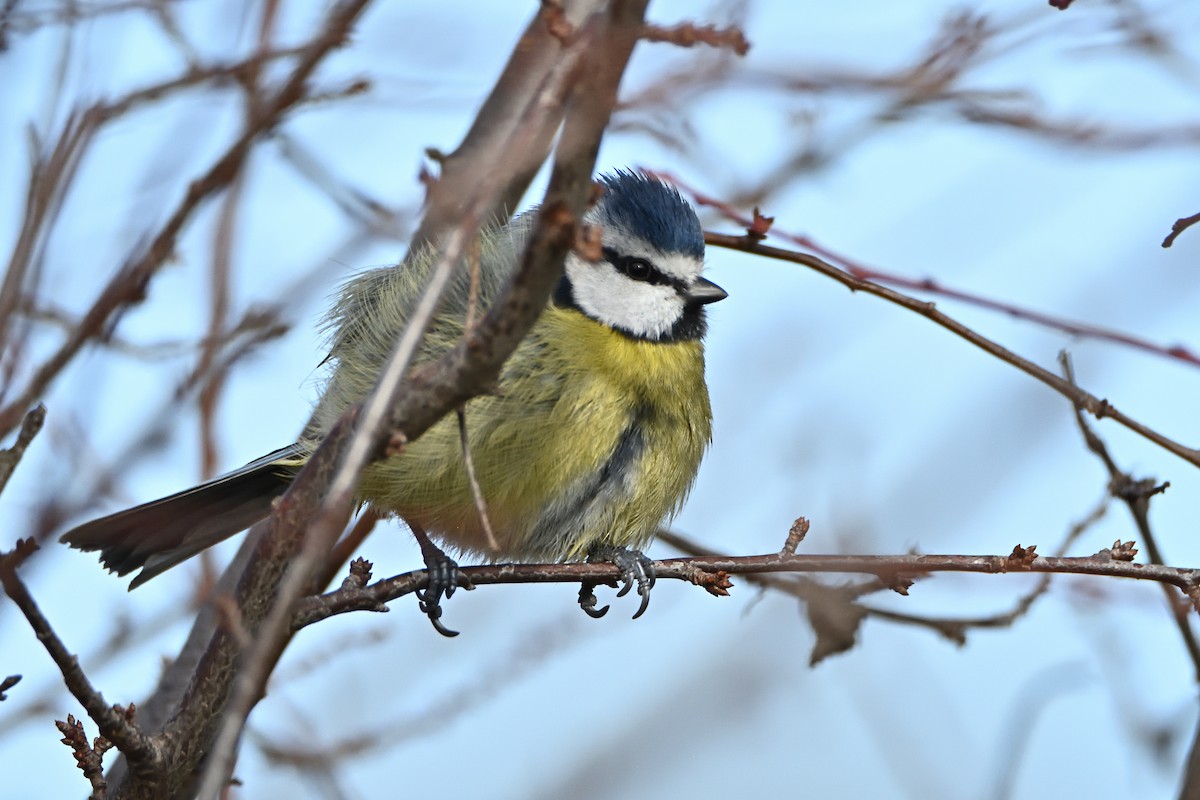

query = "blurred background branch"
2;1;1200;799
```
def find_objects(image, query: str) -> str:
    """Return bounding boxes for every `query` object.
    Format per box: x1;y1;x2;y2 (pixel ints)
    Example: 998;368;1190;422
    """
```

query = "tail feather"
61;444;303;588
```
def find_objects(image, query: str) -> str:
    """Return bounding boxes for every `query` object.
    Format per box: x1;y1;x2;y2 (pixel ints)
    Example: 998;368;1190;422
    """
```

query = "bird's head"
555;170;726;342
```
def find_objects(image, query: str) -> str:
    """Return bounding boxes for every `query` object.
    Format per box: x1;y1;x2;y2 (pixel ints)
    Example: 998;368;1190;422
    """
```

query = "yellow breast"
359;305;712;561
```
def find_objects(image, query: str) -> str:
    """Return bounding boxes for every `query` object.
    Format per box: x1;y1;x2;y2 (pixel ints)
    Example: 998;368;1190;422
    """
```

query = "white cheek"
566;259;683;339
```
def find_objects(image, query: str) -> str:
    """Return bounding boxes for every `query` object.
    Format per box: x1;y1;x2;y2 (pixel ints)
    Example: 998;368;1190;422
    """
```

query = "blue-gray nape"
596;171;704;259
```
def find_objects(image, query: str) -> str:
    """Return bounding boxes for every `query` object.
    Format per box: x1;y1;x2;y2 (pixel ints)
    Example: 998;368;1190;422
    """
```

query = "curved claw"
412;531;472;637
585;546;656;620
418;592;460;638
578;581;610;619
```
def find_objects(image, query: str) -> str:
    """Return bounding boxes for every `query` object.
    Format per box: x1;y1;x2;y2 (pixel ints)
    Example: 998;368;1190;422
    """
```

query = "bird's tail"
60;444;305;589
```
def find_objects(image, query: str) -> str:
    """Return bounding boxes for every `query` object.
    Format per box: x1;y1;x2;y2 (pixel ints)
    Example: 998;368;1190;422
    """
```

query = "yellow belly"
357;306;712;561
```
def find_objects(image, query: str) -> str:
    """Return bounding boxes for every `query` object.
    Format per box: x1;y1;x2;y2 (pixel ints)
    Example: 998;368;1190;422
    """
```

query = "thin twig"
457;408;500;553
1163;211;1200;248
660;171;1200;371
56;712;113;799
1059;352;1200;680
0;602;191;737
0;9;371;437
291;543;1198;630
1;111;97;387
660;499;1108;648
641;21;750;55
0;675;20;701
457;235;500;552
705;233;1200;469
0;541;163;770
0;404;45;494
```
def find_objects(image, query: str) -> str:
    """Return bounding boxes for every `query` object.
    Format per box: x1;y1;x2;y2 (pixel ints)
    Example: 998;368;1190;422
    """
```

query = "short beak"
684;277;728;306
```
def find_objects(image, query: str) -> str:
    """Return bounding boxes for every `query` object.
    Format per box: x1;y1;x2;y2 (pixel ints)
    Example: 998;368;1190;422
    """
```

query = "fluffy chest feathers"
356;305;713;561
541;305;709;402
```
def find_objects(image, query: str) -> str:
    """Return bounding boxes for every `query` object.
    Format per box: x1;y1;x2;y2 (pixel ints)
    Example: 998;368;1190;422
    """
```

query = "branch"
292;540;1195;630
661;495;1108;660
658;171;1200;371
1059;351;1200;796
640;21;750;54
0;541;163;772
0;2;367;437
0;674;20;701
155;3;653;798
705;232;1200;470
0;403;44;494
192;18;626;800
410;0;604;249
1058;352;1198;652
1163;211;1200;248
119;3;592;766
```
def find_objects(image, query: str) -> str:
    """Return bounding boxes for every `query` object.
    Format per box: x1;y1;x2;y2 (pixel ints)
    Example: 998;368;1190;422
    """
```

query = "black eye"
621;257;652;281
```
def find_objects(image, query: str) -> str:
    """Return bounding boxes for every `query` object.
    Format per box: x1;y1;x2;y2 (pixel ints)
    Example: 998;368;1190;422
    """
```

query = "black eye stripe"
600;247;683;289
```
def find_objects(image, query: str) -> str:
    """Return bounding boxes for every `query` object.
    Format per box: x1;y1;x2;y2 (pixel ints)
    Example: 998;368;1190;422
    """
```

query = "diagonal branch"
705;232;1200;470
0;403;44;494
661;171;1200;371
144;4;651;799
1;540;164;773
0;0;371;438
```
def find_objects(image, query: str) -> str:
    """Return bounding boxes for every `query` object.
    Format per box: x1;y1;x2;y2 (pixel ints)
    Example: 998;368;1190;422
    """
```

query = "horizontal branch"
292;541;1197;629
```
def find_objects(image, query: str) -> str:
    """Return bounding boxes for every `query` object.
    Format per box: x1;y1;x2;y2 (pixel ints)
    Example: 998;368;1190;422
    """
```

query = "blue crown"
596;170;704;260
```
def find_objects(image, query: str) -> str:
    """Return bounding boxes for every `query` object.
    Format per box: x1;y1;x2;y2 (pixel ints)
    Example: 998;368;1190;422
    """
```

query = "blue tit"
61;169;726;624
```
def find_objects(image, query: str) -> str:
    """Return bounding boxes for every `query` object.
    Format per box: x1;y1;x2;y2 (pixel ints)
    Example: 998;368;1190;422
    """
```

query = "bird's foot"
581;545;656;620
413;534;472;637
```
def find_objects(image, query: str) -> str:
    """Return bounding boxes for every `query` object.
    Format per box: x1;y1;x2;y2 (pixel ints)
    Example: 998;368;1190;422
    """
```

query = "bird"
60;169;726;633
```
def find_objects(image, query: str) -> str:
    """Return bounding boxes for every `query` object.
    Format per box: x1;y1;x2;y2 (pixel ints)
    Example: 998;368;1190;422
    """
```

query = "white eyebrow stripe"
655;251;705;282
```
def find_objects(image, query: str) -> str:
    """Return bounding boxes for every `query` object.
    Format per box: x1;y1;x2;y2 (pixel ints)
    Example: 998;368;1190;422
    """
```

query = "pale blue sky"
3;1;1200;798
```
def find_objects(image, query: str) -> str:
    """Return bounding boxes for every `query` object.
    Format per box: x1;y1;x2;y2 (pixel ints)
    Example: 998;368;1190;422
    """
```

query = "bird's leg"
583;544;657;620
409;522;472;637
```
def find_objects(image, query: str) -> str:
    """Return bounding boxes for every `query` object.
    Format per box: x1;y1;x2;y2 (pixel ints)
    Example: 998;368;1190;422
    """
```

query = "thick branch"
411;0;598;250
190;9;634;799
129;3;647;798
